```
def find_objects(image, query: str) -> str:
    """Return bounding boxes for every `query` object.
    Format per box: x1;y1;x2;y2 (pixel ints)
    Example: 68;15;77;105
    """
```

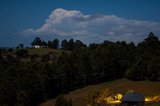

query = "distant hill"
40;79;160;106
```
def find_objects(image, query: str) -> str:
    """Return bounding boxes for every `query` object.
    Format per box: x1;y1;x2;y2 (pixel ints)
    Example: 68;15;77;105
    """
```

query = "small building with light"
34;45;41;48
121;92;145;106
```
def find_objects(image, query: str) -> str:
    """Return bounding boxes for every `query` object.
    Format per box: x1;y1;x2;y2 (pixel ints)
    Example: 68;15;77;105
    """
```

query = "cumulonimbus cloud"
20;8;160;43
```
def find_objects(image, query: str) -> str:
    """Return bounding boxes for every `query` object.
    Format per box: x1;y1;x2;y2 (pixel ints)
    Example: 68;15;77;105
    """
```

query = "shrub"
55;94;72;106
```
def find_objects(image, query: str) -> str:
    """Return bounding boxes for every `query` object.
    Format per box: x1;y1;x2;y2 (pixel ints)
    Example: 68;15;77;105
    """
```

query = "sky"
0;0;160;47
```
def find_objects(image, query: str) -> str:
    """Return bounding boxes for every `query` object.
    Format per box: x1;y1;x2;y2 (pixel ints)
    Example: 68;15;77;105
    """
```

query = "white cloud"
20;8;160;43
107;31;115;36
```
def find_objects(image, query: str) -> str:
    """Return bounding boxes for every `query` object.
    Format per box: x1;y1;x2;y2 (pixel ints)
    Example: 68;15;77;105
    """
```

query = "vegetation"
27;48;63;56
40;79;160;106
0;32;160;105
55;94;72;106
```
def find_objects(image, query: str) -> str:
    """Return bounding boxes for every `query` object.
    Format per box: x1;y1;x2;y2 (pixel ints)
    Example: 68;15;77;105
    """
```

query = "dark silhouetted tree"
68;39;74;51
31;37;42;46
42;41;48;47
61;39;68;50
19;44;24;49
53;39;59;49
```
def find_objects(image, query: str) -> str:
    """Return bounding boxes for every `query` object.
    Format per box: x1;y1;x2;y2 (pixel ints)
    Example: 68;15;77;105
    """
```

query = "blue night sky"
0;0;160;47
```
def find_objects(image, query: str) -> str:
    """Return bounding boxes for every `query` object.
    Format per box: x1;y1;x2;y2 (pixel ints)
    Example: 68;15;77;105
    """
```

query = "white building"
34;45;41;48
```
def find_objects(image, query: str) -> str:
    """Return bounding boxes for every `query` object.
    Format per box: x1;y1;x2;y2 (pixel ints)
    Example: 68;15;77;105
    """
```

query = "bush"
16;49;29;57
87;91;100;106
55;94;72;106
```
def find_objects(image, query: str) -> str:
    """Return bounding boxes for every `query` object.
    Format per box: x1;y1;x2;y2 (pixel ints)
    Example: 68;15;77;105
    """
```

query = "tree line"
0;32;160;105
31;37;87;50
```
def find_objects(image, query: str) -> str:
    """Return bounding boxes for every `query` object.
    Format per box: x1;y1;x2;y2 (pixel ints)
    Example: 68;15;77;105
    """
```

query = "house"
34;45;41;48
121;92;145;106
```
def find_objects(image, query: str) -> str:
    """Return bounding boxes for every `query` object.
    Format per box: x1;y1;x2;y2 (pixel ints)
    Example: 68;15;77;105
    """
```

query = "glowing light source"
95;89;160;105
145;97;153;102
97;93;122;104
97;93;160;105
145;95;160;102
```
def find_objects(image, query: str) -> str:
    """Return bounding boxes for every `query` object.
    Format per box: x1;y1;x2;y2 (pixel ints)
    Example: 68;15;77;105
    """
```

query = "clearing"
40;79;160;106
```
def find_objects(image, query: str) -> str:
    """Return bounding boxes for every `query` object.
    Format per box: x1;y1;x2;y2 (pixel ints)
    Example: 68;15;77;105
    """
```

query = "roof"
122;92;145;102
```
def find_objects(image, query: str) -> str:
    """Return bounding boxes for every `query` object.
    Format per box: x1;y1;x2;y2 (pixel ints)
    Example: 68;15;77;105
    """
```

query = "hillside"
40;79;160;106
27;48;63;56
1;34;160;106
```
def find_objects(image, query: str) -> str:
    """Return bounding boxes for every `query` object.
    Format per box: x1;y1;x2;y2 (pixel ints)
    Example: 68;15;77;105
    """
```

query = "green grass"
39;79;160;106
18;48;64;62
27;48;62;56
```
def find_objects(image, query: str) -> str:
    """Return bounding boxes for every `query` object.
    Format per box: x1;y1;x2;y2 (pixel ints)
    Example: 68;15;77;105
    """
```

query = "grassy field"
40;79;160;106
27;48;63;56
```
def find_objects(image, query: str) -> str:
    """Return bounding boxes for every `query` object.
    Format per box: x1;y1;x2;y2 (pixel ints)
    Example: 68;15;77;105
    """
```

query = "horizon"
0;32;156;48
